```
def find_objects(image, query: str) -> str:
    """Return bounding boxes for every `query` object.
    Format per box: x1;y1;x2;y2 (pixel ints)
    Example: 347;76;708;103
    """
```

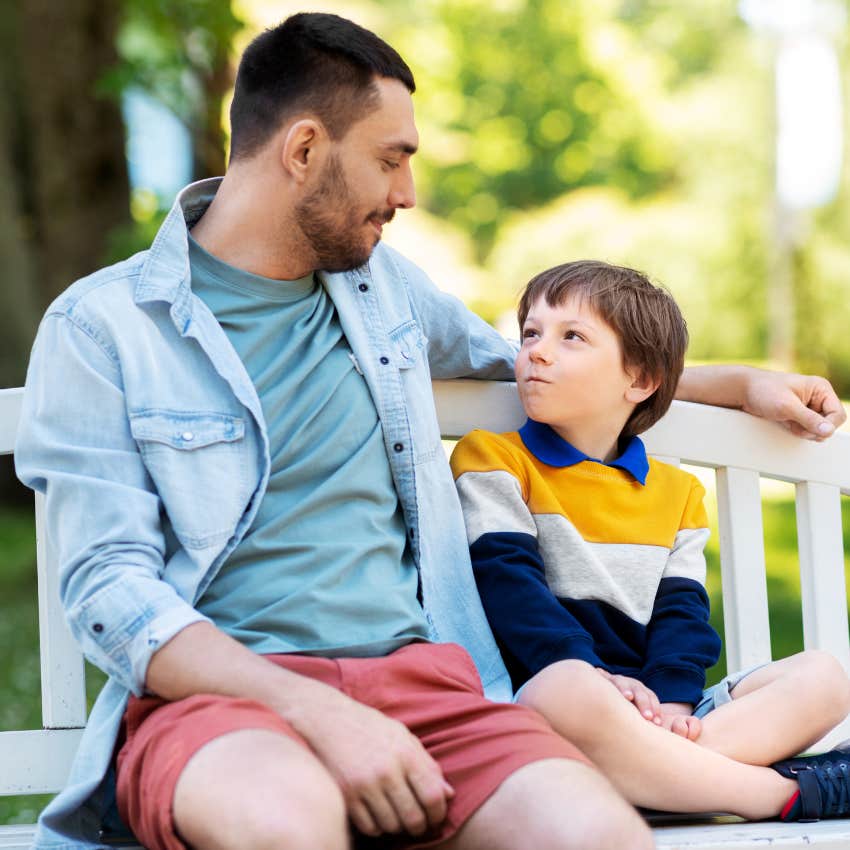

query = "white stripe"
663;527;709;583
535;514;670;625
455;470;536;544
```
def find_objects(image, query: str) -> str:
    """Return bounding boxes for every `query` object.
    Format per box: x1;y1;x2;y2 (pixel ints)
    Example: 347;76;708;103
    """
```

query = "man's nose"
389;161;416;209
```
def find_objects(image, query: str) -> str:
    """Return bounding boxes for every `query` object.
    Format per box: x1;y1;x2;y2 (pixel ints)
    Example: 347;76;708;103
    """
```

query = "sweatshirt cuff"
642;667;706;706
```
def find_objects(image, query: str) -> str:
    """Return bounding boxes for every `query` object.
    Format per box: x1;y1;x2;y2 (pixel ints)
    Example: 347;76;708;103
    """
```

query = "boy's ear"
625;369;660;405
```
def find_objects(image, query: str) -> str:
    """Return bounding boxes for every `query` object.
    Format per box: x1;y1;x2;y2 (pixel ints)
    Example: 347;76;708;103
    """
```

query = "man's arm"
677;365;846;440
146;622;452;837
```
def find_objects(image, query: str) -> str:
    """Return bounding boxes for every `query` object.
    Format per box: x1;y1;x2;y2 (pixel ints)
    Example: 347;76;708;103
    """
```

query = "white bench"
1;379;850;849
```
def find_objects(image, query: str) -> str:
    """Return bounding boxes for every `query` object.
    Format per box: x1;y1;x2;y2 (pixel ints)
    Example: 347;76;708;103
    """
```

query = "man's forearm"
675;365;749;409
144;620;337;726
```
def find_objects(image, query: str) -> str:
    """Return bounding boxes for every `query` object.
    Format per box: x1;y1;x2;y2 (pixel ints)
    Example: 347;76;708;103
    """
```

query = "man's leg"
519;660;798;819
437;759;653;850
173;728;348;850
116;690;349;850
695;650;850;763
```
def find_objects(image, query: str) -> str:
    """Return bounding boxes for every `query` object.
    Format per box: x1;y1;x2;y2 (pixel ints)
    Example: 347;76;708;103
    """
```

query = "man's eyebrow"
380;141;419;155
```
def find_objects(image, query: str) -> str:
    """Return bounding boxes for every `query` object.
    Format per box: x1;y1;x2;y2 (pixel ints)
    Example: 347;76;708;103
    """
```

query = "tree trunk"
19;0;131;308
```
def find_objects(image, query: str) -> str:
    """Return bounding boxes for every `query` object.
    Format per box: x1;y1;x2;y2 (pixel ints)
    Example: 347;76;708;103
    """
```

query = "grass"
0;494;848;826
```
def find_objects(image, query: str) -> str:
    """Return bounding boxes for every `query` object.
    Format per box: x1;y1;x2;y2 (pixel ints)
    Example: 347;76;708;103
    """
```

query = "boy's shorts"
115;641;587;850
692;663;767;718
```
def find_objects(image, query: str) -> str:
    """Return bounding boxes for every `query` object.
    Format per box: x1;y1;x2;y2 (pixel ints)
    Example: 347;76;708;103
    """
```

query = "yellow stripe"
451;430;707;548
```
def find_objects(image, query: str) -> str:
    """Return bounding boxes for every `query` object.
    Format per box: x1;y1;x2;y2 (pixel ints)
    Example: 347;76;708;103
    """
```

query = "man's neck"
190;170;316;281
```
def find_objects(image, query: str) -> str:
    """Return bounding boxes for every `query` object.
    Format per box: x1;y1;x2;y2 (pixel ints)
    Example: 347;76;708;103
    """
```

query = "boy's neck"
548;419;627;464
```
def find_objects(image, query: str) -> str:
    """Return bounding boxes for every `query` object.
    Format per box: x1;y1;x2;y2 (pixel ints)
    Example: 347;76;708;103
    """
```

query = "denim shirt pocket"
389;319;427;370
129;409;252;548
388;321;440;465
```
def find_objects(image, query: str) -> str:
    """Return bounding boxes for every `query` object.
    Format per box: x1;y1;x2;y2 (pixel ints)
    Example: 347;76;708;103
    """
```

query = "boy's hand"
659;702;701;741
595;668;661;724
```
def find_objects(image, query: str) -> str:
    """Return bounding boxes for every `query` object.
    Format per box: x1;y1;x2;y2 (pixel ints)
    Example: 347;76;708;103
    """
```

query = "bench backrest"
1;379;849;799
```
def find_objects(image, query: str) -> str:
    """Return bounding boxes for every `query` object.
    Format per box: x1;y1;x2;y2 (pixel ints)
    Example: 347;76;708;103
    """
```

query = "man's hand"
595;668;661;724
658;702;701;741
290;684;454;838
741;370;845;441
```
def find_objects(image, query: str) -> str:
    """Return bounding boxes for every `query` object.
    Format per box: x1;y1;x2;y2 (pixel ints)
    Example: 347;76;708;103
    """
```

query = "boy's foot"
772;749;850;821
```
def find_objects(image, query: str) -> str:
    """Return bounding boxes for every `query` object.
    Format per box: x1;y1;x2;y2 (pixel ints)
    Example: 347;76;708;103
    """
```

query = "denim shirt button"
92;623;104;634
379;356;390;365
181;431;194;442
393;442;404;452
358;283;369;292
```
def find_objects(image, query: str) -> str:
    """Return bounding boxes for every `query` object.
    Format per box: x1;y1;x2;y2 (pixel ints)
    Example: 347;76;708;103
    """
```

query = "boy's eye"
522;328;539;339
564;330;583;341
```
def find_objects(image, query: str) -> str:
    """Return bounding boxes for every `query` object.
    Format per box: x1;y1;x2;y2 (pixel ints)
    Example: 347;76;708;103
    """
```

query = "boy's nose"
529;341;553;364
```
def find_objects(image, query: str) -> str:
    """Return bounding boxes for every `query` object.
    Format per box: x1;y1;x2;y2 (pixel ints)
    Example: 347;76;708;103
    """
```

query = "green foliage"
100;0;244;117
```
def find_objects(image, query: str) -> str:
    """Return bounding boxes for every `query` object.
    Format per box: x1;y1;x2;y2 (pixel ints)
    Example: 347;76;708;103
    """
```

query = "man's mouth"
369;210;395;237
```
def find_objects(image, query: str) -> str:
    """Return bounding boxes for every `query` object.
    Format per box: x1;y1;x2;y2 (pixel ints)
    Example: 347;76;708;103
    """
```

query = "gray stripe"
455;470;536;544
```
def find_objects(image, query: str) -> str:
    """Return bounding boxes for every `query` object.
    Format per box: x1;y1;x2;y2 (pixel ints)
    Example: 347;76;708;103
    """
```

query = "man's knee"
173;729;349;850
457;758;651;850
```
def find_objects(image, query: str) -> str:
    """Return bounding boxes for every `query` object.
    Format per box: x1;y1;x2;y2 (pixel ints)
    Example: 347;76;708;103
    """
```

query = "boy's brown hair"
516;259;688;437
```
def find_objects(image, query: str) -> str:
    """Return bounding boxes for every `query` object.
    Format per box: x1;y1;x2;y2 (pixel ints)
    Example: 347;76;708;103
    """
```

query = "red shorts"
115;642;586;850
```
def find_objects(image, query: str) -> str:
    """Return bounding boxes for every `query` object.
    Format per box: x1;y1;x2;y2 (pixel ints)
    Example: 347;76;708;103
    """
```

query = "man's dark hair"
517;260;689;437
229;12;416;160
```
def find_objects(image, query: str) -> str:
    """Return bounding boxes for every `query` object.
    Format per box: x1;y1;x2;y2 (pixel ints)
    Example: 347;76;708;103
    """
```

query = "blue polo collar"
518;419;649;485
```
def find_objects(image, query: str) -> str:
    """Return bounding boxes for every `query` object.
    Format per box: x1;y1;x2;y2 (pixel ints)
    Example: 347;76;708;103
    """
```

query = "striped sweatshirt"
450;419;721;705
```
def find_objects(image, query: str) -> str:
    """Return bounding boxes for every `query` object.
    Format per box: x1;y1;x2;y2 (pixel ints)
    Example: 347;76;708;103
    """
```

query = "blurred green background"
2;0;850;827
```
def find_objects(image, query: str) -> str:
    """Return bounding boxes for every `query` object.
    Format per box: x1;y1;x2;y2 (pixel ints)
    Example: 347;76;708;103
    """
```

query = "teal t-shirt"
191;237;429;656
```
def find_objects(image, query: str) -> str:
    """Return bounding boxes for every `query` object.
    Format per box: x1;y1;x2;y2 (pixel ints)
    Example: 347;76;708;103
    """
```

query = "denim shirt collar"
518;418;649;485
134;178;222;331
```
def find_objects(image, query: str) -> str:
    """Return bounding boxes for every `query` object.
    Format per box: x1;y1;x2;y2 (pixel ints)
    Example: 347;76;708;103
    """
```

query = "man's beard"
296;154;393;272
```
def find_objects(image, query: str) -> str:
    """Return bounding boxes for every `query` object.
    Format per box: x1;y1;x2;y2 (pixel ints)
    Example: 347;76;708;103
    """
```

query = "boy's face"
515;295;639;441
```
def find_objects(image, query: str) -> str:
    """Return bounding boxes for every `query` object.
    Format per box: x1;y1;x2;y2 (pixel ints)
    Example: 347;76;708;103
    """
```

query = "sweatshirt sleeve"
451;431;603;682
640;476;721;705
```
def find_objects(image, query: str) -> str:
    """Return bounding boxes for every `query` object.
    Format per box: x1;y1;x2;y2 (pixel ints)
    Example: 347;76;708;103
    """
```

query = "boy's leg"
519;659;798;819
694;650;850;763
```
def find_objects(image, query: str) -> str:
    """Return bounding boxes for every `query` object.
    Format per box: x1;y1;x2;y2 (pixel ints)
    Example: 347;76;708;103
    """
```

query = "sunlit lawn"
1;495;849;825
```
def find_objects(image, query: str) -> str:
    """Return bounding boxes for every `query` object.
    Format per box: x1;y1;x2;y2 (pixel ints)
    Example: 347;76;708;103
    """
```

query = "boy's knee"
519;659;612;715
798;650;850;709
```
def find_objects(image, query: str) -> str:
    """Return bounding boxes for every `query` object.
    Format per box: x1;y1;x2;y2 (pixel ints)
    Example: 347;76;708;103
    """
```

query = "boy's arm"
450;433;604;679
640;478;721;706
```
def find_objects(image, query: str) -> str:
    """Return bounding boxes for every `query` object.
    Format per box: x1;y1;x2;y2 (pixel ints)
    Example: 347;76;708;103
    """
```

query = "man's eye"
383;159;400;170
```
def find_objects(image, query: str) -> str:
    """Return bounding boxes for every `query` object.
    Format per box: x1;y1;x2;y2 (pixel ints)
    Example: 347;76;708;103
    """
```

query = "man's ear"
625;369;660;405
280;118;328;183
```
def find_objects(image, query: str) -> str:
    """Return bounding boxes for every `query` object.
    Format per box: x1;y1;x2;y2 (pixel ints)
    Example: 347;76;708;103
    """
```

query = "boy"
451;260;850;821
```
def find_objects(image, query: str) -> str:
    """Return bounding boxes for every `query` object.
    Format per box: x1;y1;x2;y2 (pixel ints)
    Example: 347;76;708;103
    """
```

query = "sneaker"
772;750;850;821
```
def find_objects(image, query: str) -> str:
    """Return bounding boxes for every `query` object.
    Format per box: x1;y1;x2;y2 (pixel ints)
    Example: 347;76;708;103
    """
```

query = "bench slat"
0;730;83;795
654;817;850;848
796;482;850;669
0;388;23;456
715;468;772;673
35;492;87;729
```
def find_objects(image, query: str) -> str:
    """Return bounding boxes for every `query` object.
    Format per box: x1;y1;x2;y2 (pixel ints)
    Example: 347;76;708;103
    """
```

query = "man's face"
296;77;418;272
515;295;636;440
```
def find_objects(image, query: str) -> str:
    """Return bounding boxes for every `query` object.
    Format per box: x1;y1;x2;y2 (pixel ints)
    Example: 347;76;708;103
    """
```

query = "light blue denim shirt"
15;179;515;849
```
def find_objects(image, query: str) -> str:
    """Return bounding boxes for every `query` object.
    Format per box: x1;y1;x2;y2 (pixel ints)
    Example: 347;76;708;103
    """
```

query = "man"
16;12;845;850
